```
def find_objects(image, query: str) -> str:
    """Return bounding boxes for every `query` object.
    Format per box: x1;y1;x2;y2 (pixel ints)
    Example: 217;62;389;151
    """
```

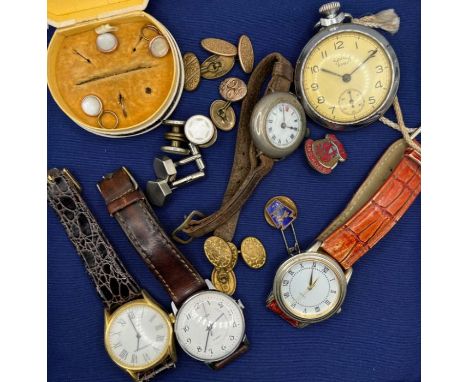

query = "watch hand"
349;49;377;75
202;303;209;318
320;67;343;79
128;314;140;336
282;105;286;124
308;266;314;289
213;313;225;324
135;335;141;352
204;327;211;352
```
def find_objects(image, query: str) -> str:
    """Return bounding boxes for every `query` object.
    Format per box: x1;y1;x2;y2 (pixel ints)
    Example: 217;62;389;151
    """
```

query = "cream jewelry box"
47;0;184;137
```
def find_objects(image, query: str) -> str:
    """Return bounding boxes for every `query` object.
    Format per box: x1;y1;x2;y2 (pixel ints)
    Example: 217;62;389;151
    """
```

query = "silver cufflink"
146;143;206;207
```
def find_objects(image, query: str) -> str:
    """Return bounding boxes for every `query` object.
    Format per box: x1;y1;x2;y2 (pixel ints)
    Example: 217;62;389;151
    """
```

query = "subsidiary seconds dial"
266;103;302;148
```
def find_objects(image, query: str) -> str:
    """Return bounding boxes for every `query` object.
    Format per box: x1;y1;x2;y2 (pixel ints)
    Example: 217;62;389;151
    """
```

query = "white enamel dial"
174;290;245;362
279;259;342;320
105;302;170;370
266;102;302;148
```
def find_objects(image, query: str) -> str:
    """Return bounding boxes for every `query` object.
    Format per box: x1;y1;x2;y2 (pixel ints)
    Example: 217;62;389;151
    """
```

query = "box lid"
48;0;149;28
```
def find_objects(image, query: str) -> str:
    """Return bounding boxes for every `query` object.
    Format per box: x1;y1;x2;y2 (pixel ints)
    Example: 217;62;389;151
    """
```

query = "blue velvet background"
47;1;421;381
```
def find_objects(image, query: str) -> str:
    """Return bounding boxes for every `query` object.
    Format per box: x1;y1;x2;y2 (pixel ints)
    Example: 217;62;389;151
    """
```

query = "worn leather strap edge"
98;167;206;306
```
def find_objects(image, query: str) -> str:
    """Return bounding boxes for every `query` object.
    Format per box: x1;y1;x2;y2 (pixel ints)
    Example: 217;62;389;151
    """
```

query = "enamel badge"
304;134;347;174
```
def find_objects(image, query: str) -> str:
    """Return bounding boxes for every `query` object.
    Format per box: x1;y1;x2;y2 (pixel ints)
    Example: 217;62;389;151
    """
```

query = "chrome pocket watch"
295;2;400;131
250;92;308;159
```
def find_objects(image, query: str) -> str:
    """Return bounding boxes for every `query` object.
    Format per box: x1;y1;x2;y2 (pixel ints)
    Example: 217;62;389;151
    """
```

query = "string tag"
352;9;400;34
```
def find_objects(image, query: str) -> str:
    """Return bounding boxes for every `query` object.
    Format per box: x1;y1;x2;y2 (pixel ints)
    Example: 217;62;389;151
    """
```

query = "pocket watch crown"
319;2;341;18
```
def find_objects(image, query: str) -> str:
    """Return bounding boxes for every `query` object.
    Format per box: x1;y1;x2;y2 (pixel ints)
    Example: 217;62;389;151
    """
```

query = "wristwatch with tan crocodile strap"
266;138;421;327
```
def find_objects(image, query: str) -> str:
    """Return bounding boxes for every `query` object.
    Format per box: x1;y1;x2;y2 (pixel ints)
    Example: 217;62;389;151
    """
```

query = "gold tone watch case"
104;290;177;379
271;245;352;326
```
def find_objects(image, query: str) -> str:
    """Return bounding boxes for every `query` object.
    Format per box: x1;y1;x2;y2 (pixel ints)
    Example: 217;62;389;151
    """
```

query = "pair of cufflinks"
95;24;169;58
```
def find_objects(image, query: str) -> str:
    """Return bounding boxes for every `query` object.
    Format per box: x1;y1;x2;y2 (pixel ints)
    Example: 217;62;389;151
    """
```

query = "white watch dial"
279;260;341;319
175;291;245;362
106;302;170;370
266;103;302;148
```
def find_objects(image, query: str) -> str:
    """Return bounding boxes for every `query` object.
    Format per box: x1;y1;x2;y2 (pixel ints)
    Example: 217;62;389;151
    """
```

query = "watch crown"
319;2;341;18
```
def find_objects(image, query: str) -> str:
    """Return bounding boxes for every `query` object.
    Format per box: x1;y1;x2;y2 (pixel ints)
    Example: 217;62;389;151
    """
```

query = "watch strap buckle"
171;210;206;244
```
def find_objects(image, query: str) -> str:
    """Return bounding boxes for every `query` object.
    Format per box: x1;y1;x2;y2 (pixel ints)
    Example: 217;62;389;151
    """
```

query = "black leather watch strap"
47;168;142;312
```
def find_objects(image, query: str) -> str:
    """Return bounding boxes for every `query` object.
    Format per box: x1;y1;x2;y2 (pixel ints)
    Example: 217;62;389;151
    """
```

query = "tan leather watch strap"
318;138;421;269
177;53;294;243
97;167;206;307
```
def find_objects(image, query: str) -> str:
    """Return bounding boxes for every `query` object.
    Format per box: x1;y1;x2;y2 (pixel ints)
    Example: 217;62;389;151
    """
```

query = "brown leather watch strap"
176;53;294;243
97;167;206;306
210;341;250;370
318;139;421;269
47;168;142;313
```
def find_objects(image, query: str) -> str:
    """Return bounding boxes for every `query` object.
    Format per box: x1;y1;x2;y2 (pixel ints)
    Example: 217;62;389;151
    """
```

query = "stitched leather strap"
319;139;421;269
47;168;141;313
179;53;294;242
97;167;206;307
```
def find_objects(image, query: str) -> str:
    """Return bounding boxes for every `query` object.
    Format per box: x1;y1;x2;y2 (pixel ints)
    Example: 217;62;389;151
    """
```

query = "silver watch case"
295;23;400;131
171;280;247;364
250;92;308;159
271;250;352;326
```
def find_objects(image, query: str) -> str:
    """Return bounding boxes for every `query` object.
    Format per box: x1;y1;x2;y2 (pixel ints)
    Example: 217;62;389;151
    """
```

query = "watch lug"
171;301;178;316
345;267;353;284
237;299;245;309
266;290;274;305
205;279;216;290
336;307;342;314
306;241;322;253
125;369;137;381
168;313;176;324
104;309;111;327
141;290;157;305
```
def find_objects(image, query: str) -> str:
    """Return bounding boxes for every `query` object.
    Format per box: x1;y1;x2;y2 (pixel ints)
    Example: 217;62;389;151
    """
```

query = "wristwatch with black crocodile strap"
47;168;177;381
97;167;249;369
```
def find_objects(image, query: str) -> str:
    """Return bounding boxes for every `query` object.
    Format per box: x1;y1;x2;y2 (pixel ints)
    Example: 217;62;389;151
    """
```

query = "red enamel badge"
304;134;347;174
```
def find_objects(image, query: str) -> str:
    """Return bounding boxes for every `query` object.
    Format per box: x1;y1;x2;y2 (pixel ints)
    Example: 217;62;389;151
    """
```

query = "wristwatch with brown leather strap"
47;168;177;381
173;52;306;244
97;167;249;369
267;138;421;327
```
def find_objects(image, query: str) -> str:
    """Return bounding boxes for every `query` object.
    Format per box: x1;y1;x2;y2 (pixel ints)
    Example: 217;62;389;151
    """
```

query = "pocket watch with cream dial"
295;2;400;131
